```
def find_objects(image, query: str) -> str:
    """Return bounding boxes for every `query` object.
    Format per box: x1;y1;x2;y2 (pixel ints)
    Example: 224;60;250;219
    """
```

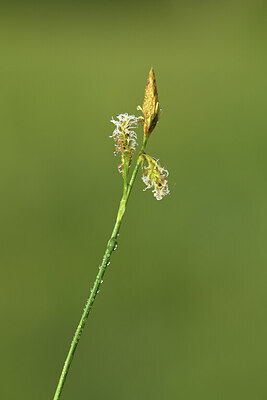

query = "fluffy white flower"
110;113;139;155
141;155;170;200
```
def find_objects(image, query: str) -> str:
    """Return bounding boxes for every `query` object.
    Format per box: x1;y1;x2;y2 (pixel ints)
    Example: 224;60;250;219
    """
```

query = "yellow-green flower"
140;154;170;200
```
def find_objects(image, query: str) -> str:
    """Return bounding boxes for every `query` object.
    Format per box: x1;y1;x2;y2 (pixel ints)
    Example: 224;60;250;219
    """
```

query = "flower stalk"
53;68;169;400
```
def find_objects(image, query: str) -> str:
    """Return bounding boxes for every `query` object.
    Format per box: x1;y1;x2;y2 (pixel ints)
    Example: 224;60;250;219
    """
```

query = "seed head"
140;67;160;137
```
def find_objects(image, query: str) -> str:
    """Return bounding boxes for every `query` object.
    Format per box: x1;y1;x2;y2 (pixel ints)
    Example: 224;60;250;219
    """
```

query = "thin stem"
126;140;147;200
53;139;147;400
123;153;130;197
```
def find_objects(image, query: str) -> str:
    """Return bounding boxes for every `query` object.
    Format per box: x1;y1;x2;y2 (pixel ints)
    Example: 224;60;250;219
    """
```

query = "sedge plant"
53;67;170;399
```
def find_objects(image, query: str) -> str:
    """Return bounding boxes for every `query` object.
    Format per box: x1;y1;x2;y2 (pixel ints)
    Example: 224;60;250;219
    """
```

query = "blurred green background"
1;1;267;399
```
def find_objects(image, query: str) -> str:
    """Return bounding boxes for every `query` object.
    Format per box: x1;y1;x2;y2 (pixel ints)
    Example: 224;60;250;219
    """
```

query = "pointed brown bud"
142;67;160;137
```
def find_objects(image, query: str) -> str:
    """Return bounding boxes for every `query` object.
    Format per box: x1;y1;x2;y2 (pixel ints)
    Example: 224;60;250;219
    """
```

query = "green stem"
126;140;147;200
123;153;130;197
53;140;147;400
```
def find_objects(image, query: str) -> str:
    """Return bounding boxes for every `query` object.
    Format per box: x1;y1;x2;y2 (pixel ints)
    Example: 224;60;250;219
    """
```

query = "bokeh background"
1;1;267;399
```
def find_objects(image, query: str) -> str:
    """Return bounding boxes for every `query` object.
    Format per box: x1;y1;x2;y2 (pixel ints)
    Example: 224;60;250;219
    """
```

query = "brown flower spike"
142;67;160;137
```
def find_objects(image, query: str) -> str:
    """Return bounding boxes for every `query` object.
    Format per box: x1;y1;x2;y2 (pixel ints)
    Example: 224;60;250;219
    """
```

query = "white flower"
110;113;139;155
141;155;170;200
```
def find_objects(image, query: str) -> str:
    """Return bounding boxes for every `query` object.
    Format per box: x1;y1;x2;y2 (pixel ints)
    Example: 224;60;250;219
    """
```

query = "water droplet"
101;280;103;283
97;290;100;293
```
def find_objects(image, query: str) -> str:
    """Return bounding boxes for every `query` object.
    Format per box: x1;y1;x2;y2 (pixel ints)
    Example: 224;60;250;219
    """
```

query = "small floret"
110;113;141;174
140;154;170;200
110;113;139;155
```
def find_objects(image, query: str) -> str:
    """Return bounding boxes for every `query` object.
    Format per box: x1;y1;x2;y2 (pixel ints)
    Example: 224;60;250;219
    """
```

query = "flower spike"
110;113;140;174
140;153;170;200
53;68;169;400
139;67;160;138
